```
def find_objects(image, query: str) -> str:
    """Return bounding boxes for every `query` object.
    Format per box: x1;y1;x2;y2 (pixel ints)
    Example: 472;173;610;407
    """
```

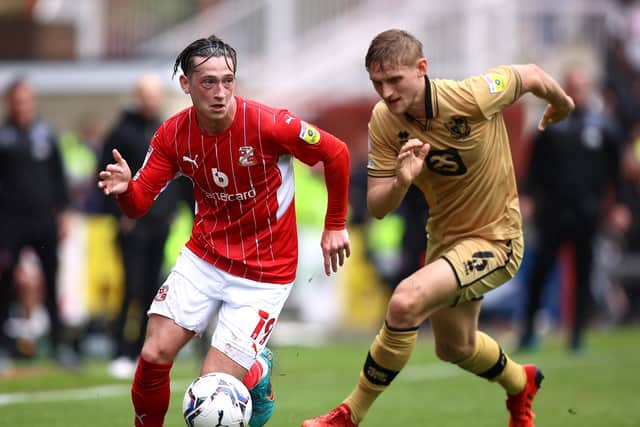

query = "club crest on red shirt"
238;146;257;166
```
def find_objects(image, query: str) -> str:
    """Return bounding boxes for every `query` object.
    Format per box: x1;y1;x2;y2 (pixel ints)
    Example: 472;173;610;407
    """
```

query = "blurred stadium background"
0;0;614;127
1;0;640;425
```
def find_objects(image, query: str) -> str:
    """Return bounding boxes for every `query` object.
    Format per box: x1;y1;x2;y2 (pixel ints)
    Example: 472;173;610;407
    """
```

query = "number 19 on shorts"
251;309;275;345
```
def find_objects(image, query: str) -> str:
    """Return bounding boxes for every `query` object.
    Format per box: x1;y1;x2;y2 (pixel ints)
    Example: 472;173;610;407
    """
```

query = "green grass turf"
1;326;640;426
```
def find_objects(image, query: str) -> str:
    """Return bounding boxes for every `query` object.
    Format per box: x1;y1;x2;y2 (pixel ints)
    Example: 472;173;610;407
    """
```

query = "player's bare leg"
133;314;194;427
201;345;247;378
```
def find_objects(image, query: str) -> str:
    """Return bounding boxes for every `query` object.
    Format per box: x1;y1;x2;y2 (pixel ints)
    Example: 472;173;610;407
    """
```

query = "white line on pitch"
0;380;191;406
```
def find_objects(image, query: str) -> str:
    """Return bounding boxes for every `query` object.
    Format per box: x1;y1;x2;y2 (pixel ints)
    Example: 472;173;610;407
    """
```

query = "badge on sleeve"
483;73;507;94
299;121;321;144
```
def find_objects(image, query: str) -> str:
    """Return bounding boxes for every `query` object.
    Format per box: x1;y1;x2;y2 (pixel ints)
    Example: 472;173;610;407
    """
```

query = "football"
182;372;253;427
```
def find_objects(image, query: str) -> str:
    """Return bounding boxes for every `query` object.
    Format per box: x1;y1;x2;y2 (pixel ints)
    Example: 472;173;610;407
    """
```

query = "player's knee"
387;283;422;327
435;340;474;363
140;341;176;364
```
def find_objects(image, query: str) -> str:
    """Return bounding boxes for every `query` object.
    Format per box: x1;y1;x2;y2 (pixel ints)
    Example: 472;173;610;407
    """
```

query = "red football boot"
506;364;544;427
301;404;358;427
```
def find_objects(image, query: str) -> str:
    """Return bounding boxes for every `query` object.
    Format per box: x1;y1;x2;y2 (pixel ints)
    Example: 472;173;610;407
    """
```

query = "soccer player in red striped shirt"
98;35;351;427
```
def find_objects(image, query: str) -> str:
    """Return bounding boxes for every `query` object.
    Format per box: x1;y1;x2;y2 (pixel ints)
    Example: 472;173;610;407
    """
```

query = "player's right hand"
98;148;132;195
396;138;430;187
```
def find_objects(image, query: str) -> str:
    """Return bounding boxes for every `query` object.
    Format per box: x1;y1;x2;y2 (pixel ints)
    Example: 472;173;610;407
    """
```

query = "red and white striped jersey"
116;96;350;284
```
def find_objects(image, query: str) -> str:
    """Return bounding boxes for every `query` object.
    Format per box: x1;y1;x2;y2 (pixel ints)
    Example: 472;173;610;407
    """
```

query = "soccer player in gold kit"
302;29;574;427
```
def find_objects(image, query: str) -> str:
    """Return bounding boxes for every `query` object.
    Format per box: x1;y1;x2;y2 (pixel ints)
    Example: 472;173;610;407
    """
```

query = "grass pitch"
1;326;639;426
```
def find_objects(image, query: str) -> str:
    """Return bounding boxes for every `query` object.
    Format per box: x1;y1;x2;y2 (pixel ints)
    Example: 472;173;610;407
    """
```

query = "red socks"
131;357;173;427
242;359;264;390
130;356;261;426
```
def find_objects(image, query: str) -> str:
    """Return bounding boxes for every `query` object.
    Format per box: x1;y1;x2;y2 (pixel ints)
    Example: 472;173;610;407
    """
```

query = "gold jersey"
367;65;523;253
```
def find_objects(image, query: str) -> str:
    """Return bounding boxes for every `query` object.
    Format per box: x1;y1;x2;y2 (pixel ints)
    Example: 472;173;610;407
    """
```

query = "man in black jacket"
0;78;73;366
100;74;192;378
518;67;629;352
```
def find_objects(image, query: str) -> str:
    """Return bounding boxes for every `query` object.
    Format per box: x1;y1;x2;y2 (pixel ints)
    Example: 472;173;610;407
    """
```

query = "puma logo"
135;413;147;424
182;155;199;168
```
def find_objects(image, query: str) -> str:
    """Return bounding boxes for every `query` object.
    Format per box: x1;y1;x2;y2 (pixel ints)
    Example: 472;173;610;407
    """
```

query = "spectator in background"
518;67;630;353
612;126;640;322
603;37;640;137
99;73;192;379
60;114;104;211
5;247;49;359
621;126;640;253
0;78;75;368
604;1;640;139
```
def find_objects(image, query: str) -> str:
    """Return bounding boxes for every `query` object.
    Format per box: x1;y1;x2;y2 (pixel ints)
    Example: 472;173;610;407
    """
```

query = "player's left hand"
320;228;351;276
538;95;575;130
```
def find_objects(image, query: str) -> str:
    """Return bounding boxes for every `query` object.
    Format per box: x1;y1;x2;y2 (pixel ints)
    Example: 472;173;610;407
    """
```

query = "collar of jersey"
404;75;434;129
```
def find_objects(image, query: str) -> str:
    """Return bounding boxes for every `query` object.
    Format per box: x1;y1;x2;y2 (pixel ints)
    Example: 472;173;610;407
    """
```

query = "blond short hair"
365;29;424;71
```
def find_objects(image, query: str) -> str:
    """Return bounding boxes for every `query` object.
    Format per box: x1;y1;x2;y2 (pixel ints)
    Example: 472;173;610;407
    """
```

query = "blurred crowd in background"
1;0;640;375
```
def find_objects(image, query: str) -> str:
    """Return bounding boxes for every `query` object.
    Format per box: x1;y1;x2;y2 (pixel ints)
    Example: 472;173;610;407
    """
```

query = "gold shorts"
436;235;524;306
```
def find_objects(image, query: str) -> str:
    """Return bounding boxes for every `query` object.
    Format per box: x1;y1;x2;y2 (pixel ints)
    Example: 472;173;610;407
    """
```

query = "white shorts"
149;247;294;369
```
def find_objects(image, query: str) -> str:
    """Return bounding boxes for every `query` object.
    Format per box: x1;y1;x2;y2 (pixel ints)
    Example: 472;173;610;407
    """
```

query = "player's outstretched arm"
98;148;132;195
513;64;575;130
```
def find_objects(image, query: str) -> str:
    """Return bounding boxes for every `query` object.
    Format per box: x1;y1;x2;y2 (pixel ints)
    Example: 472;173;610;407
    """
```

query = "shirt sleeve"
466;65;522;119
115;123;179;218
367;104;400;178
271;110;350;229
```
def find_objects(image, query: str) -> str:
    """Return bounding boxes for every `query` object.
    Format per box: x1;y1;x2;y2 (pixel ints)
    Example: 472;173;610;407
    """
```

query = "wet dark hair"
173;35;237;78
365;29;424;71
